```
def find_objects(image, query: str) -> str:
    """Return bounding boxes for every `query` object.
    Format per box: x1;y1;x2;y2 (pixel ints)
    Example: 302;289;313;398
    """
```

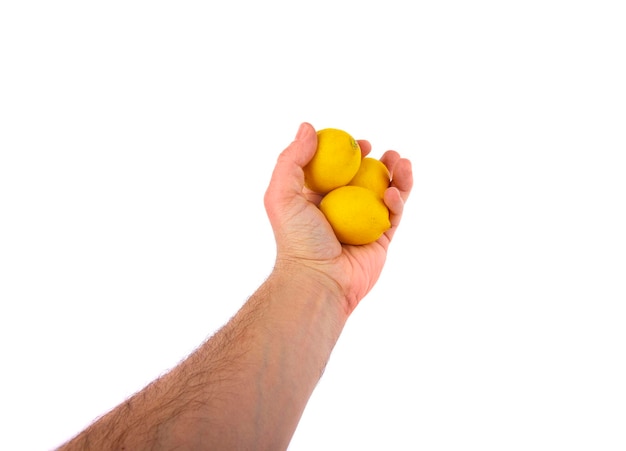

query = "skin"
58;122;413;450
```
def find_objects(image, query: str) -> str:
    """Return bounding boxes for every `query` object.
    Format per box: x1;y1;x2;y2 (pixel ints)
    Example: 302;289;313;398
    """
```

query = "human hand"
264;123;413;314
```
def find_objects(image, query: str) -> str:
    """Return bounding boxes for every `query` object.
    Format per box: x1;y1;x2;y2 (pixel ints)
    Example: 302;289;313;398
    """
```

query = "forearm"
59;264;348;450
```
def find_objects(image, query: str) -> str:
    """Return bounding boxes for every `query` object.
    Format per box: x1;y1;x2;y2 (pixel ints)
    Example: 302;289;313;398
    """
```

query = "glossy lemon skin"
348;157;390;198
319;186;391;245
303;128;362;194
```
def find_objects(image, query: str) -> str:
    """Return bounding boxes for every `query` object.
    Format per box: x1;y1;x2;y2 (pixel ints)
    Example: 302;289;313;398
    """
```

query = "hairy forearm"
59;265;348;450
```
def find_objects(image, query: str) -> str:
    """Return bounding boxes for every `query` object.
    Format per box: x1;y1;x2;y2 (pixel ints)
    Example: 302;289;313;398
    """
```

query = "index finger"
356;139;371;158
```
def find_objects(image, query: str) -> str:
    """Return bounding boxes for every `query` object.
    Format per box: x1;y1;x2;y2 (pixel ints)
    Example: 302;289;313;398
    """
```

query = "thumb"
279;122;317;171
265;123;317;206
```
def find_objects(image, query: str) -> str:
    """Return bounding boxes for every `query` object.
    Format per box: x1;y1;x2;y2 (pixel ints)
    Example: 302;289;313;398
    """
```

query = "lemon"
348;157;390;198
319;186;391;245
303;128;362;194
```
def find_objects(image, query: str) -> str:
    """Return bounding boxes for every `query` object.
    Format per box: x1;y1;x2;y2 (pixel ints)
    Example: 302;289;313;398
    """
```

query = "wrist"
270;258;350;322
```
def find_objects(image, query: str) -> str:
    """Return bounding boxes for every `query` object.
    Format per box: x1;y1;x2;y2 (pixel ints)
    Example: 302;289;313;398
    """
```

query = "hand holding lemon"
265;122;413;311
304;128;393;245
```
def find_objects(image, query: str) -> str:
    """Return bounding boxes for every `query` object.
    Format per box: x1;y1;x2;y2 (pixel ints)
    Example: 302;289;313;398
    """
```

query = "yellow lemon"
319;186;391;245
348;157;391;198
303;128;362;194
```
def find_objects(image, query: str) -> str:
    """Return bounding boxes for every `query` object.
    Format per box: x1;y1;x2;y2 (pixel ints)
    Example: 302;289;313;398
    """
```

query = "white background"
1;1;625;450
